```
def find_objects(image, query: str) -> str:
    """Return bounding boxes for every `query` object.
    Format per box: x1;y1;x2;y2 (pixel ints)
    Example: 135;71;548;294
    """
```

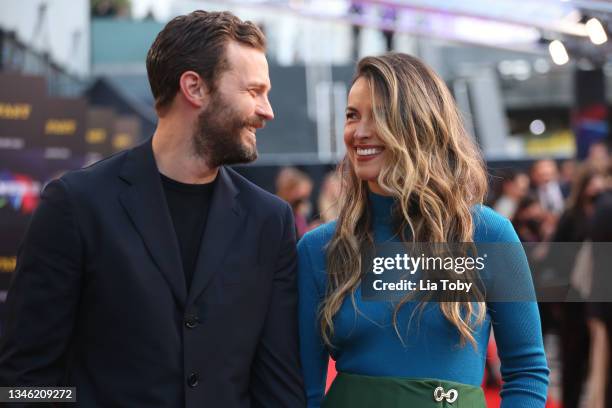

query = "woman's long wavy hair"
321;53;488;349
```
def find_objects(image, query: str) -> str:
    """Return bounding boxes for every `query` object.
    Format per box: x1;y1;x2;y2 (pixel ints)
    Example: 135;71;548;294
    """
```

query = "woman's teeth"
356;147;383;156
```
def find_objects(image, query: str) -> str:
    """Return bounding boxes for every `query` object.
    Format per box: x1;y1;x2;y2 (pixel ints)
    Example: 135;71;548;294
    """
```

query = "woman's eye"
346;112;357;120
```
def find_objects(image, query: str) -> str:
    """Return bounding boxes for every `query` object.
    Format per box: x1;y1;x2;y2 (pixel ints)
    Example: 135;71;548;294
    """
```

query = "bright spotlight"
529;119;546;135
586;18;608;45
549;40;569;65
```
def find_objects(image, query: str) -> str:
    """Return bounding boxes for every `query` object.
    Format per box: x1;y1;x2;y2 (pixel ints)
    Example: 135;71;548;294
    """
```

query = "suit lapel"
118;139;187;308
187;166;244;304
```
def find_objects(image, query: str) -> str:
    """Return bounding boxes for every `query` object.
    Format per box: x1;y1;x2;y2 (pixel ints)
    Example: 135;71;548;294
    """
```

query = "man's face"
531;160;558;186
193;41;274;167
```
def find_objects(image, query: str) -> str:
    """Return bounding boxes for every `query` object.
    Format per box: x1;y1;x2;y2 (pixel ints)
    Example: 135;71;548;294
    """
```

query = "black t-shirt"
160;173;216;290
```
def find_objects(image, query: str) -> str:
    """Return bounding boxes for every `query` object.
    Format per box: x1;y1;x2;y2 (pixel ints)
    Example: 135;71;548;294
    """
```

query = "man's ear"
178;71;209;108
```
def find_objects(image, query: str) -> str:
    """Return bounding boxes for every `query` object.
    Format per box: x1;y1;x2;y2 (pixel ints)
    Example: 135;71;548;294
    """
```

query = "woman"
550;164;606;408
297;53;550;407
512;195;555;243
492;169;530;220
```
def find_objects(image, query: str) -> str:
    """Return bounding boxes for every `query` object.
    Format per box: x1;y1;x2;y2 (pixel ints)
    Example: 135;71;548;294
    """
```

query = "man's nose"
256;96;274;121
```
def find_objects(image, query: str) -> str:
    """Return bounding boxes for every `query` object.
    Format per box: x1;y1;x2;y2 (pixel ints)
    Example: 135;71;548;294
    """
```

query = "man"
0;11;306;407
529;159;565;215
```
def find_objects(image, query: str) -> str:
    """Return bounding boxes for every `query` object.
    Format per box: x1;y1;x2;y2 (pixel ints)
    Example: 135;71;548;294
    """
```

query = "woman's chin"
355;172;380;183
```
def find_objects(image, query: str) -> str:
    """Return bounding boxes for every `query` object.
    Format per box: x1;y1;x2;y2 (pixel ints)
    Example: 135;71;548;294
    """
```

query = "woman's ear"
178;70;209;108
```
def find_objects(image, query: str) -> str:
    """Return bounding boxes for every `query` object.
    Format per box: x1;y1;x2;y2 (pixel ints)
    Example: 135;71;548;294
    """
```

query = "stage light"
530;119;546;135
549;40;569;65
586;18;608;45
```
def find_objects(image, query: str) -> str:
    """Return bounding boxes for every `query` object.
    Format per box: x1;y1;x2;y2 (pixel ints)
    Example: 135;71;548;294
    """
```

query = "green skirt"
323;372;486;408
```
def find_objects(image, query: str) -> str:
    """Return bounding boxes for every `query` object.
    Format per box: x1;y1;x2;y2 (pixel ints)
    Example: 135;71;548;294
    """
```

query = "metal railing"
0;28;86;97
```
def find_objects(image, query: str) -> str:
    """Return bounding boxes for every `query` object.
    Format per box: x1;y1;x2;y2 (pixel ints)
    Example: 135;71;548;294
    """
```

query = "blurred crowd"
274;140;612;407
275;167;341;238
488;141;612;408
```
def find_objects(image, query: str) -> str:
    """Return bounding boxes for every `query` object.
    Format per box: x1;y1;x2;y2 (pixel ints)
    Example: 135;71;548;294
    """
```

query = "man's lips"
245;128;256;141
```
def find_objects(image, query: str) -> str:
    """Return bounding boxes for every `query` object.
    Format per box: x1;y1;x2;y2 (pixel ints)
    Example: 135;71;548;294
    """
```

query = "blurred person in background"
276;166;314;239
298;53;548;407
493;169;530;220
317;171;342;224
588;141;611;173
530;159;565;216
553;163;606;246
512;195;556;243
585;157;612;408
511;193;560;342
0;10;306;407
559;159;576;198
550;163;606;408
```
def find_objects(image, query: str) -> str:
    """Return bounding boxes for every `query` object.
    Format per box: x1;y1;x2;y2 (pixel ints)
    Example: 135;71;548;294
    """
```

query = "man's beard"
193;92;262;167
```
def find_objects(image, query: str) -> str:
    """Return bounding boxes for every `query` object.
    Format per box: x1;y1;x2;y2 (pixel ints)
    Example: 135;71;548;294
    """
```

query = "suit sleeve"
488;219;550;408
250;203;306;407
0;178;84;387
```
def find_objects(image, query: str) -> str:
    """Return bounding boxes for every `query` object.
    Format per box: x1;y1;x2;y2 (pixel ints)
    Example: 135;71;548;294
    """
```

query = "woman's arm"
298;236;330;408
489;218;550;408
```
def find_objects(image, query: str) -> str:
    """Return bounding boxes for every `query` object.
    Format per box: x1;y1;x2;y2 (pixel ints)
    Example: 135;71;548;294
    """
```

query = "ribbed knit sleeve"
298;226;333;408
485;215;550;407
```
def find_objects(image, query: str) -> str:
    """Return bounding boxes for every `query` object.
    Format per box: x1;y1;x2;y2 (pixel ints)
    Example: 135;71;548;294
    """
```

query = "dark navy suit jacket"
0;139;306;407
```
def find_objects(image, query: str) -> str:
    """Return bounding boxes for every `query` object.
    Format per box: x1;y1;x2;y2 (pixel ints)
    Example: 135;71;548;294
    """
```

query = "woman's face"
344;77;388;195
584;175;605;200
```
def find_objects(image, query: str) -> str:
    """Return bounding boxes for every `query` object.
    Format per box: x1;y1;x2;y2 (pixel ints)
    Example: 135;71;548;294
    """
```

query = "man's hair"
146;10;266;111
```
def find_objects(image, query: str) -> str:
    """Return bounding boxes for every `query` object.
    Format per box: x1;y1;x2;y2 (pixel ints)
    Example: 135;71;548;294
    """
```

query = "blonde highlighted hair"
321;53;488;349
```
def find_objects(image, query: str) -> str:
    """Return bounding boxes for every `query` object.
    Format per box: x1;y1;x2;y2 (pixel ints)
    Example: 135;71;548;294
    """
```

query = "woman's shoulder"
298;220;337;253
298;220;336;264
297;221;337;291
472;204;518;243
297;221;337;274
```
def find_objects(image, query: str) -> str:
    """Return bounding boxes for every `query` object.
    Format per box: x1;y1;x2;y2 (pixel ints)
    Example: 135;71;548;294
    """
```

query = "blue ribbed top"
297;193;550;407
